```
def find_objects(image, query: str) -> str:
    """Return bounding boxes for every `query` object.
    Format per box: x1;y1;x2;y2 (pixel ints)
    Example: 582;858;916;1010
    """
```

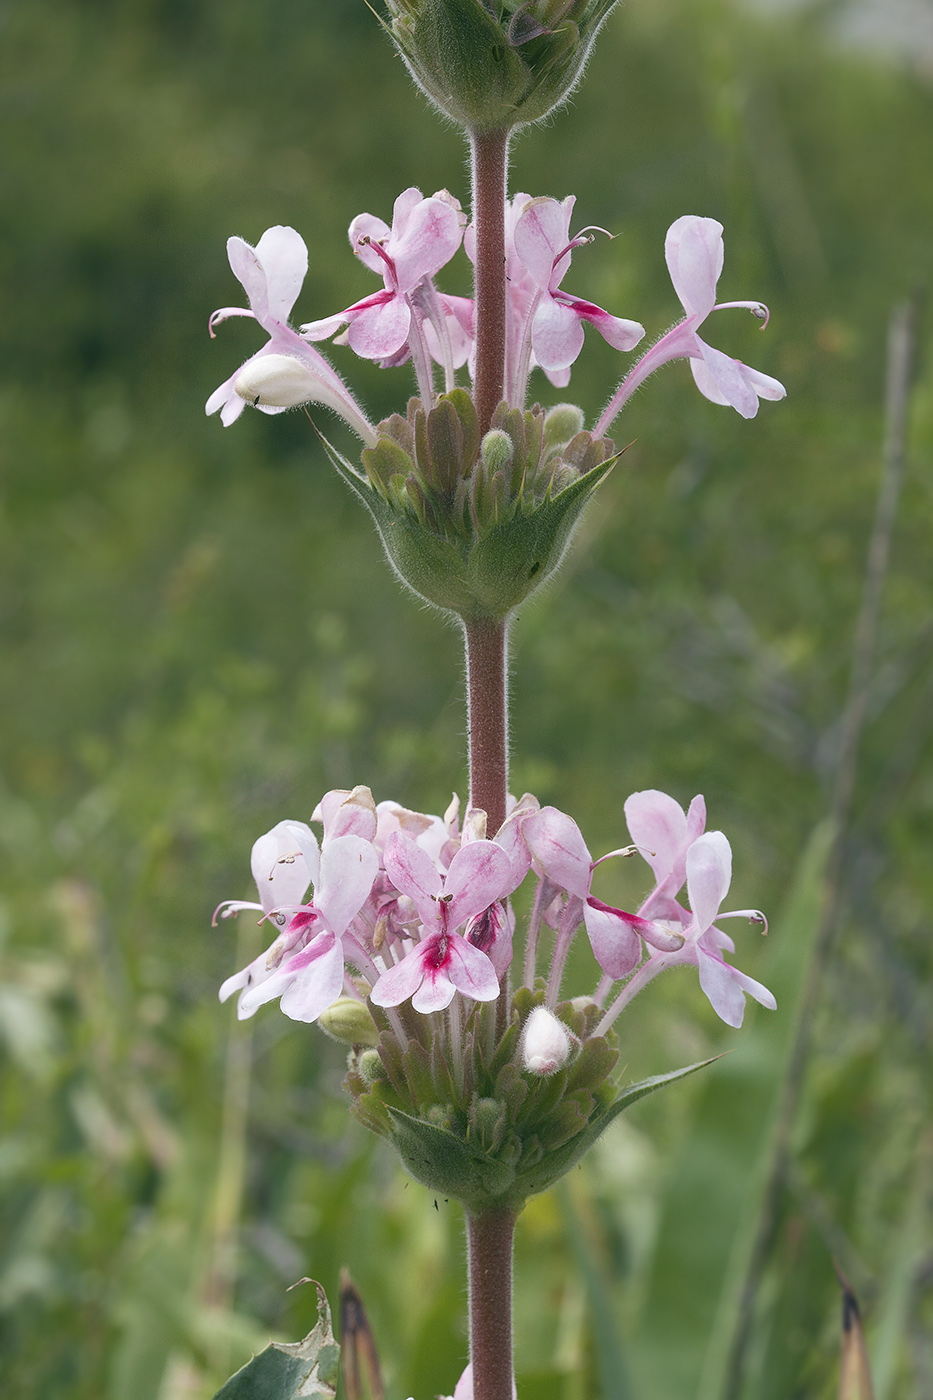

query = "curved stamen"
208;306;257;338
713;299;771;329
716;907;770;935
591;844;641;867
550;225;614;273
356;233;398;290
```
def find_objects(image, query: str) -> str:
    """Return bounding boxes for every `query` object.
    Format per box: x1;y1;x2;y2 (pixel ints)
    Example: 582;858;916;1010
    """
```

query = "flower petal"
685;831;733;931
369;943;429;1007
443;840;512;928
278;935;346;1023
664;216;724;321
254;225;308;323
392;195;463;290
315;835;380;938
317;786;378;843
227;235;269;320
623;789;690;886
696;945;748;1028
685;794;707;846
346;295;411;360
691;341;762;418
411;966;456;1014
531;297;586;372
250;820;318;915
349;212;393;275
562;297;645;353
239;930;341;1022
523;808;592;899
384;831;442;927
582;899;642;979
444;935;500;1002
513;196;574;291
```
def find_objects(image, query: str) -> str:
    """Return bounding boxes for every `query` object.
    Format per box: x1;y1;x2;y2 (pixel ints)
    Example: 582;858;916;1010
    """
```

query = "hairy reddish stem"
467;1209;516;1400
471;127;510;434
463;614;509;837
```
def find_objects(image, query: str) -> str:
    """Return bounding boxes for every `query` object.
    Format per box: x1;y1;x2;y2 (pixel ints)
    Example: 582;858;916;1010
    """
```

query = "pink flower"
513;196;644;375
679;832;775;1028
218;830;379;1024
623;788;707;922
214;818;318;932
301;188;464;364
594;818;774;1036
206;225;376;443
463;899;514;979
596;215;786;434
312;785;378;843
369;832;511;1012
523;806;683;980
623;793;774;1027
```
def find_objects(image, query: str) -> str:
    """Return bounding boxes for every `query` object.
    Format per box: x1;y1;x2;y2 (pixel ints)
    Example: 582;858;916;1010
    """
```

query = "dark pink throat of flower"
428;933;450;970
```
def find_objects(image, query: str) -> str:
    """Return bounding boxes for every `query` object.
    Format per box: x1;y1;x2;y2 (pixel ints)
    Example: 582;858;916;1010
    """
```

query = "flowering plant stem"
464;614;510;837
467;1207;517;1400
466;128;514;1382
470;127;510;435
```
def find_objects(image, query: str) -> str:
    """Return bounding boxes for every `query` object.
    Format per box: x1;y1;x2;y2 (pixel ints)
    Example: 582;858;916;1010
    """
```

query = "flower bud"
318;996;381;1047
323;391;614;622
480;429;514;477
521;1005;577;1076
235;353;328;408
383;0;621;133
543;402;585;450
234;354;378;446
356;1049;388;1085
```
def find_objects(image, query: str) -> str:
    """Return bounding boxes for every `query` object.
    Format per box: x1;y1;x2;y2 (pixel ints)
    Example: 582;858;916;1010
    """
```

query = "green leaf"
513;1056;724;1199
464;457;614;615
386;1106;517;1206
211;1282;339;1400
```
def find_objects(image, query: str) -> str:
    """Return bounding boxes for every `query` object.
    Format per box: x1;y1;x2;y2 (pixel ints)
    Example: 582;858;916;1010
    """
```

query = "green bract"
345;987;720;1213
318;390;617;621
381;0;621;131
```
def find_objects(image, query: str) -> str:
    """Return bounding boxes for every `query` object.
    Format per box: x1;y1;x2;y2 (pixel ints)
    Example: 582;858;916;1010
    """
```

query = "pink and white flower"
678;831;775;1028
205;225;376;443
596;214;786;434
623;787;707;923
369;831;512;1012
623;793;774;1028
301;188;464;366
218;826;379;1024
523;806;683;981
214;818;318;934
513;196;645;375
594;806;775;1034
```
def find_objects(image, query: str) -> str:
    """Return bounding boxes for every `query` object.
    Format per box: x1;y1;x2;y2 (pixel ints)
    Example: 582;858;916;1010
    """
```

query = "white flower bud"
235;353;326;408
521;1005;576;1077
233;353;378;446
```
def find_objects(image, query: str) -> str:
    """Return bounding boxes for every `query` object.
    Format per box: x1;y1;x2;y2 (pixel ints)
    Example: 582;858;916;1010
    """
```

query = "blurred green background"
1;0;931;1396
